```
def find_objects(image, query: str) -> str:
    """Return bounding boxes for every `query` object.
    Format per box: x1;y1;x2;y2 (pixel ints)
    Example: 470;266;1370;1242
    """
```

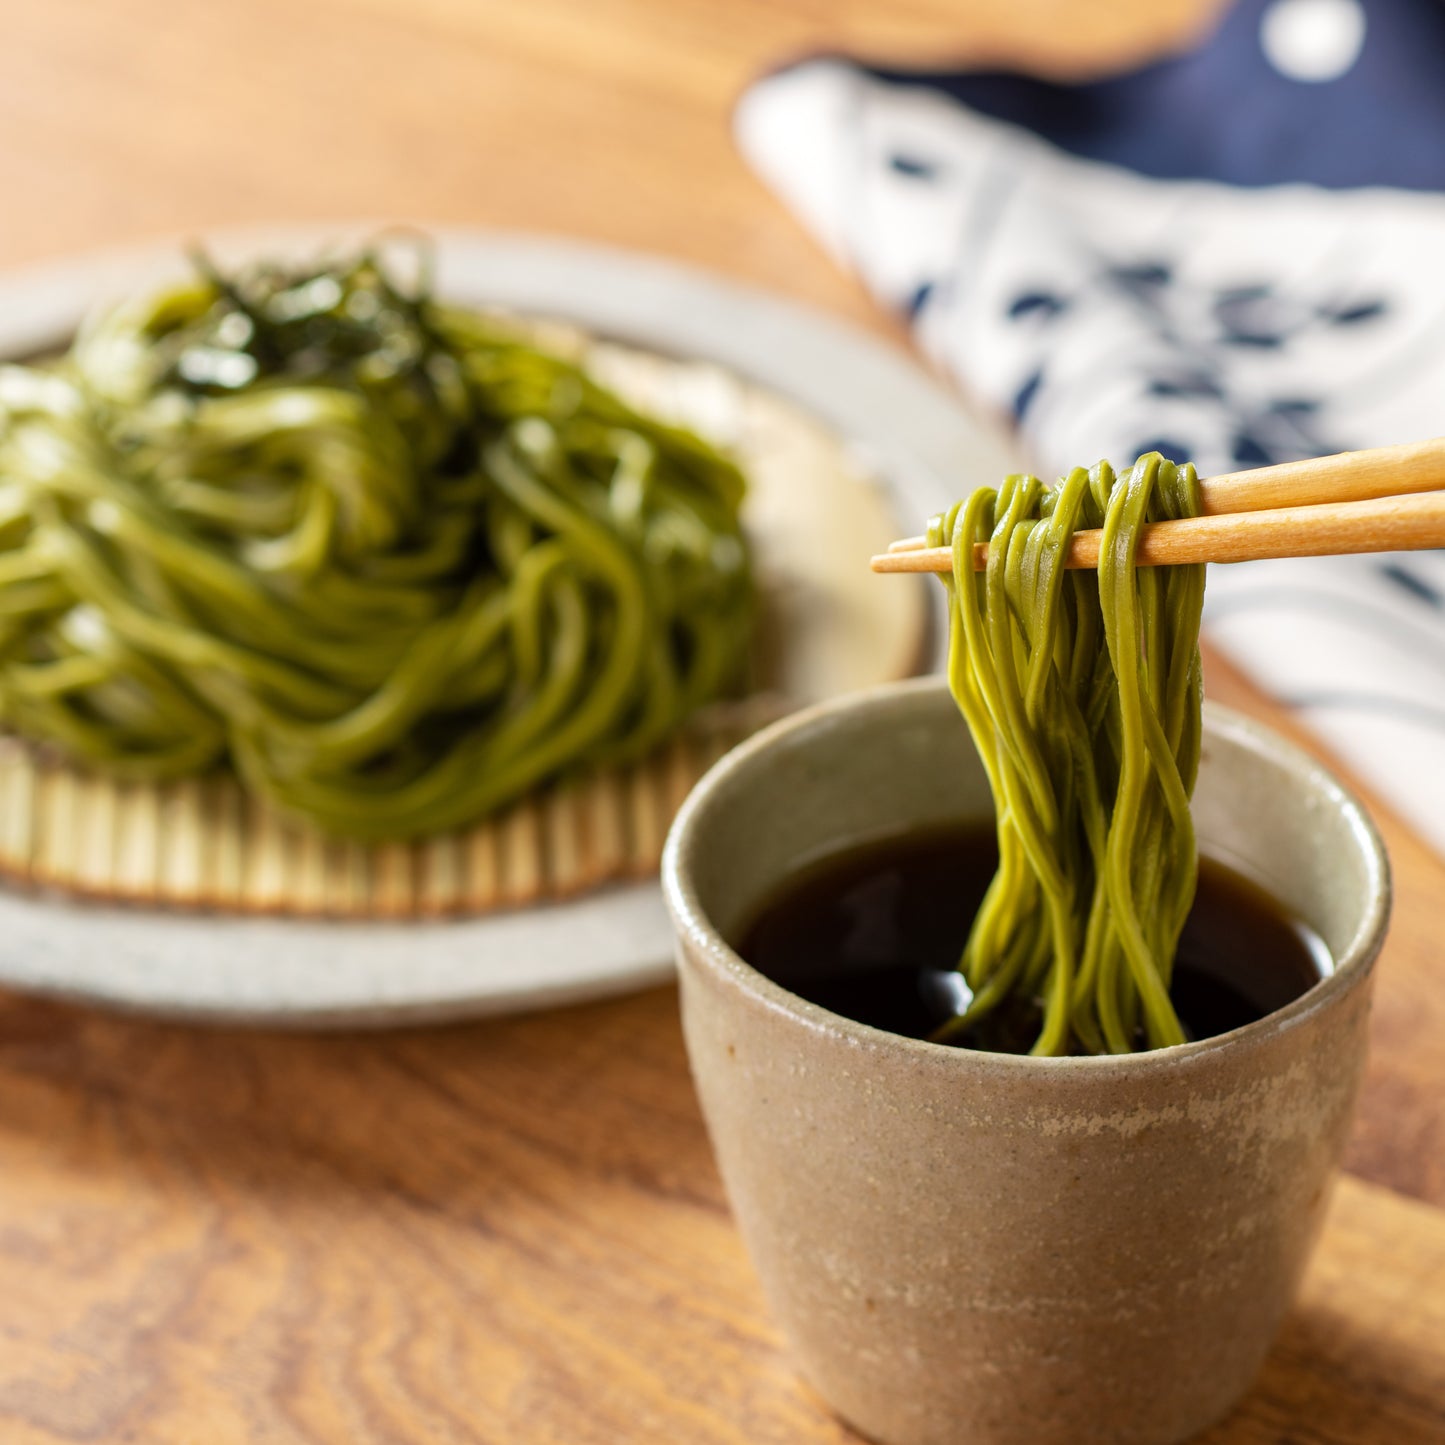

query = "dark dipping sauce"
736;824;1330;1053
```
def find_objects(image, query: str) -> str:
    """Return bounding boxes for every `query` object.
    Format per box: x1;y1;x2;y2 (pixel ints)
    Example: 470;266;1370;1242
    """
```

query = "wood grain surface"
0;1;1442;1442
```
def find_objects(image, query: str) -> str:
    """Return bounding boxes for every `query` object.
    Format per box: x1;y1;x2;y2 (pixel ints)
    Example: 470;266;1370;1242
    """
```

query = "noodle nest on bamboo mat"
0;254;923;918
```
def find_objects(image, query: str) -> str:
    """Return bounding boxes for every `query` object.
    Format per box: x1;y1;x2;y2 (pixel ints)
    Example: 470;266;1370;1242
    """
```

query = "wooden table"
1;2;1442;1440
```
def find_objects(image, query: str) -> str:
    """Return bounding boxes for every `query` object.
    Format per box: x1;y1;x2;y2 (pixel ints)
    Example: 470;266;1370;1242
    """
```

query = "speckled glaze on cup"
662;677;1389;1445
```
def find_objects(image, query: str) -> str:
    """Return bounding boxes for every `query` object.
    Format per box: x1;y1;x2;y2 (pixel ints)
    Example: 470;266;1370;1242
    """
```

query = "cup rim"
661;676;1392;1074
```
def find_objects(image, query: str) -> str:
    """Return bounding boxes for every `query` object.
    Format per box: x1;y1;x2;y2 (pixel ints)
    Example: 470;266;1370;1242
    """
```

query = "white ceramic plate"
0;225;1017;1026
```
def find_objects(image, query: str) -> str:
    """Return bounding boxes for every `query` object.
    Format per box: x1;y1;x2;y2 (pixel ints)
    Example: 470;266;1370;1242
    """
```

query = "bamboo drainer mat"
0;697;783;919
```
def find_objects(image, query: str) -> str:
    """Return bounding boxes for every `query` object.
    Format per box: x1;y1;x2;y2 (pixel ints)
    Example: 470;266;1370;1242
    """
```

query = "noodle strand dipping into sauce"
736;823;1329;1055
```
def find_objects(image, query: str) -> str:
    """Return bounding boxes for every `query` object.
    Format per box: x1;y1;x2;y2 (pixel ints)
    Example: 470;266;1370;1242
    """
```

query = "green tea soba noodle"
0;251;752;840
929;454;1205;1056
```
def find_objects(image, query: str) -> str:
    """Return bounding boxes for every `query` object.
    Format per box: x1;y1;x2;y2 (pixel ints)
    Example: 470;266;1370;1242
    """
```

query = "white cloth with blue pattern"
738;50;1445;857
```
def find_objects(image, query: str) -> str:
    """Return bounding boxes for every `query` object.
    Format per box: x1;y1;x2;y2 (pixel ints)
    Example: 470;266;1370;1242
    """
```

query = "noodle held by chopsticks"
930;455;1205;1055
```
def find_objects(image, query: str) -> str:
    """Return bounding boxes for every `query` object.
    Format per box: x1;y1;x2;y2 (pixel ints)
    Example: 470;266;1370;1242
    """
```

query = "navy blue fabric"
871;0;1445;190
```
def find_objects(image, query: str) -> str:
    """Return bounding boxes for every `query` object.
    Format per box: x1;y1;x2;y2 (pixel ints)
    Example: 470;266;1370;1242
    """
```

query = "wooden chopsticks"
871;438;1445;573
